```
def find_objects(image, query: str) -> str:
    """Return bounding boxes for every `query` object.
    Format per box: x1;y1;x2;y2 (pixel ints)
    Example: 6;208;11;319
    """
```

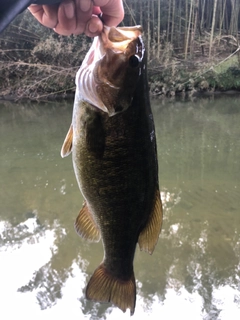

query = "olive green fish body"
73;81;158;279
61;26;163;315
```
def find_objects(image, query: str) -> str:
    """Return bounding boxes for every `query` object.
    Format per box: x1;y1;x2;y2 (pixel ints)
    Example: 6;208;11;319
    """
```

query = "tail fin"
86;263;136;316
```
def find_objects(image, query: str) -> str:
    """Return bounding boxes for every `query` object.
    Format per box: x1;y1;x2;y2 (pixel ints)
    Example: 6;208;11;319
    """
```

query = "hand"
28;0;124;37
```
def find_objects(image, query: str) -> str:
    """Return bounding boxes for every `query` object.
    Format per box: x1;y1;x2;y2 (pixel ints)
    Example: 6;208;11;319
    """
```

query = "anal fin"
86;263;136;316
138;189;163;254
61;124;73;158
75;201;101;242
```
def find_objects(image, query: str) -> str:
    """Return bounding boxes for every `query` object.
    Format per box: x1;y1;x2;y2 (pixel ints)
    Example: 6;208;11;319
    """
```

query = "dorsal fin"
138;190;163;254
75;201;101;242
61;124;73;158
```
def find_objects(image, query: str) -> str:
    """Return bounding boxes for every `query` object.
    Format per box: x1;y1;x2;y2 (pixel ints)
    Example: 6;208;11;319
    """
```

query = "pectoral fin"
75;201;101;242
138;190;163;254
61;124;73;158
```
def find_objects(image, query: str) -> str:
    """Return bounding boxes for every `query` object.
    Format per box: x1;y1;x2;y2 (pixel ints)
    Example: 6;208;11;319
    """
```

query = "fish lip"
83;25;144;69
104;26;145;67
100;25;143;55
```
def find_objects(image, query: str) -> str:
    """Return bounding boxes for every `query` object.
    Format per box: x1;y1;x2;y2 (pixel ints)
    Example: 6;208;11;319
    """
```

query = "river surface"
0;95;240;320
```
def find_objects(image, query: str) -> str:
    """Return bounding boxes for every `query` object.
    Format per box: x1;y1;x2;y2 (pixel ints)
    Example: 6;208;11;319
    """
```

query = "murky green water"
0;95;240;320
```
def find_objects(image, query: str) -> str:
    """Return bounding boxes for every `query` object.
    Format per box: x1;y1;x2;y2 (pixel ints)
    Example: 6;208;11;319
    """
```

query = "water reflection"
0;96;240;319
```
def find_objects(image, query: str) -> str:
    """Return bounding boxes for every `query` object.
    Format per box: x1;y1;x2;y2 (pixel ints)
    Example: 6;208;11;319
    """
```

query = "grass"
214;55;239;74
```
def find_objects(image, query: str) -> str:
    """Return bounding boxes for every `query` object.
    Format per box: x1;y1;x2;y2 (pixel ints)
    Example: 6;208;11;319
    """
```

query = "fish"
61;25;163;316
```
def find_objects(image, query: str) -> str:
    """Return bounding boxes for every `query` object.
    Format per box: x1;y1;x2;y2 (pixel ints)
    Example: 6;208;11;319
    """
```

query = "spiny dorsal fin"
61;124;73;158
138;189;163;254
86;263;136;316
75;201;101;242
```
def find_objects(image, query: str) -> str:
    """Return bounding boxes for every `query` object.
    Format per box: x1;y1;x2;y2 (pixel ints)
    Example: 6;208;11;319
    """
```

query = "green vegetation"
0;0;240;100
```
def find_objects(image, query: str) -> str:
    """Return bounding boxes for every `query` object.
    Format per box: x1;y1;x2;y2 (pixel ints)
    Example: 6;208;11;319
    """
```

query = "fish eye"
129;55;140;68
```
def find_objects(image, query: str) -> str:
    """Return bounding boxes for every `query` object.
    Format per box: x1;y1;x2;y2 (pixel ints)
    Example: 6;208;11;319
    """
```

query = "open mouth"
84;26;143;68
101;25;143;54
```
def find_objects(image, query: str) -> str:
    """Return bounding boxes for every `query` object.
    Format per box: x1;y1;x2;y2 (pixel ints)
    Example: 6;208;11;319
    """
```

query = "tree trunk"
178;0;182;48
209;0;218;58
190;0;199;58
200;0;206;30
185;0;193;59
171;0;176;43
151;0;155;57
229;0;235;35
218;0;227;43
184;0;189;52
147;0;151;59
157;0;161;59
167;0;172;42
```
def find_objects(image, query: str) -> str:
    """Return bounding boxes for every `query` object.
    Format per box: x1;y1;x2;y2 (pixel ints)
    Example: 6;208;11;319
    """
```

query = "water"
0;95;240;320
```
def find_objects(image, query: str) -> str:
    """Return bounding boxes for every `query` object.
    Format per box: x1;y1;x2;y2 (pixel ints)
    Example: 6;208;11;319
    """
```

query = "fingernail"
63;2;75;19
89;22;99;33
80;0;91;12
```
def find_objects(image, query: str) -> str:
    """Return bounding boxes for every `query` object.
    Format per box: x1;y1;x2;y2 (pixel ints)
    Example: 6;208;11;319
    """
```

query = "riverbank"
1;64;239;102
1;42;239;102
148;53;240;97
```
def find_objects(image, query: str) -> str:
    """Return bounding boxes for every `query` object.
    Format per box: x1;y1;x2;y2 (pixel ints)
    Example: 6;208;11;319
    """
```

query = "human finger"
93;0;124;26
54;0;77;35
73;0;93;35
28;4;59;28
85;14;103;37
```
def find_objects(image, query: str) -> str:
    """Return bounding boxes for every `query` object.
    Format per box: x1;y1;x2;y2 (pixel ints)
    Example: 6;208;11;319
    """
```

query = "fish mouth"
101;25;143;54
76;26;144;115
84;26;144;70
82;26;143;61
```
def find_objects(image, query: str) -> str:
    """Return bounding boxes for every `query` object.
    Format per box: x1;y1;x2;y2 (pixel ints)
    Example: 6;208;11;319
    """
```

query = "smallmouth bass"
61;25;163;316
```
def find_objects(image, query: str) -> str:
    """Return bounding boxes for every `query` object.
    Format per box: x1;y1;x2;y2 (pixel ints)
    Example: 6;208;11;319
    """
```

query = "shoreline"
1;62;239;102
1;89;240;104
